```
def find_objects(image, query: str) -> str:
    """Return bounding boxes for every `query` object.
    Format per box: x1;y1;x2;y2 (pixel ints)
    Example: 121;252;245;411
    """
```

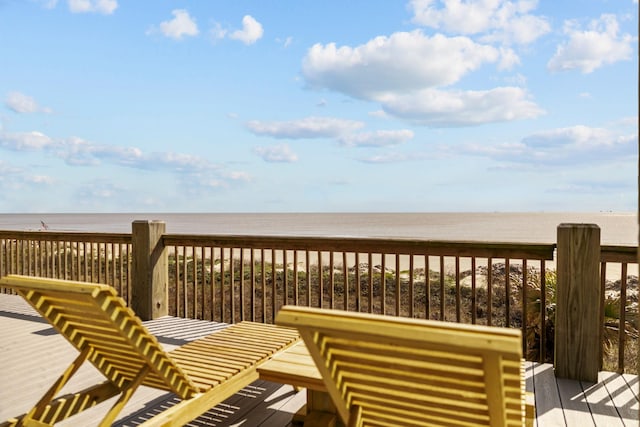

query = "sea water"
0;212;636;245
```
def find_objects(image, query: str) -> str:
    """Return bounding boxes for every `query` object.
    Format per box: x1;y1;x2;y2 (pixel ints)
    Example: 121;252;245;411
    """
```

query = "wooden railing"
0;230;132;301
163;234;553;321
600;244;638;375
0;222;637;376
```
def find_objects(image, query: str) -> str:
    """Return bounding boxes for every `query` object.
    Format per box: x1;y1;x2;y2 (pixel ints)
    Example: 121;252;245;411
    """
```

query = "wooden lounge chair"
276;306;533;427
0;274;300;427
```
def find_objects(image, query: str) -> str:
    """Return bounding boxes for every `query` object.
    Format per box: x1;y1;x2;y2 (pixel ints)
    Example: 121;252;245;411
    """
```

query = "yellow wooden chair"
0;274;299;427
276;306;534;427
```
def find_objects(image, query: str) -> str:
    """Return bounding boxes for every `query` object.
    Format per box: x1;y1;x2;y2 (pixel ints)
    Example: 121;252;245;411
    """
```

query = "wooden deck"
0;293;637;426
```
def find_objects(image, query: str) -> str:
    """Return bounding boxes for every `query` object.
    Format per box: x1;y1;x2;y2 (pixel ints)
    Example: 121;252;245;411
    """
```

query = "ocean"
0;212;636;245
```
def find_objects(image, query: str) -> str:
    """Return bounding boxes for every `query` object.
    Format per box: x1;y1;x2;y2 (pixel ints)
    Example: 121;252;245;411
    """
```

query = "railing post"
131;220;167;320
555;223;600;382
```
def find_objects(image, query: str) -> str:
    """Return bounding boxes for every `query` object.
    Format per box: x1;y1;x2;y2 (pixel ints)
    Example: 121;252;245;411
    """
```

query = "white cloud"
301;29;543;126
410;0;496;33
339;130;414;147
409;0;550;45
68;0;117;14
302;30;500;99
246;116;364;139
159;9;199;40
547;180;633;195
0;160;53;191
497;46;520;70
358;152;417;164
303;31;543;127
189;176;224;189
56;136;100;165
149;151;210;171
210;23;228;41
467;124;637;165
277;36;293;48
222;170;252;182
615;116;639;127
0;160;23;176
0;131;54;150
182;169;252;194
294;4;553;129
5;92;52;114
494;12;551;45
26;175;55;185
210;15;263;45
368;110;390;119
547;14;635;73
56;137;213;171
51;136;152;168
503;73;527;86
522;125;634;150
0;131;251;205
0;130;219;175
254;144;298;163
229;15;264;45
378;87;544;127
75;180;122;203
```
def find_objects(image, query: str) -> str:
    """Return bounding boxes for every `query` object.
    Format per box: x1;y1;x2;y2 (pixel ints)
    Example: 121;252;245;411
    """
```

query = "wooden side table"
258;341;342;427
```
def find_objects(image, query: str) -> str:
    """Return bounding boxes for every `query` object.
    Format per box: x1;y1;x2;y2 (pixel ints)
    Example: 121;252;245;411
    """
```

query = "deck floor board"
581;376;626;427
1;293;637;426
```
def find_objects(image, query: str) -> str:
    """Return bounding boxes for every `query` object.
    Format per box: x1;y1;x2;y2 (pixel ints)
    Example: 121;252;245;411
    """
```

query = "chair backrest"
276;306;525;427
0;275;199;398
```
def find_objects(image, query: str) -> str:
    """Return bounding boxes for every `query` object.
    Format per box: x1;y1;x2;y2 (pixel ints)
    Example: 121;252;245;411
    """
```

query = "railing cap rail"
0;230;131;243
162;233;556;260
600;245;638;263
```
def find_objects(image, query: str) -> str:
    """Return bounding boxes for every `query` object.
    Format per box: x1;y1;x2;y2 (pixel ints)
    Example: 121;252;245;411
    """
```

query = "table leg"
292;389;343;427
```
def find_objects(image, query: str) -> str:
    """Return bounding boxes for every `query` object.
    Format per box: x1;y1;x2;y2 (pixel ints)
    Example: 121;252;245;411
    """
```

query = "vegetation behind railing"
0;226;637;374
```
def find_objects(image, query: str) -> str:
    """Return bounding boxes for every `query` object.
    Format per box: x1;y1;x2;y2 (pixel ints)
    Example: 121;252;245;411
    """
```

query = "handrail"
163;233;556;258
601;245;638;262
0;230;131;243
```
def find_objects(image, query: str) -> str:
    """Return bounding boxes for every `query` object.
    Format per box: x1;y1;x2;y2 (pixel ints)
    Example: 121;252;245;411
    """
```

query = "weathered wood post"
555;223;601;382
131;220;168;320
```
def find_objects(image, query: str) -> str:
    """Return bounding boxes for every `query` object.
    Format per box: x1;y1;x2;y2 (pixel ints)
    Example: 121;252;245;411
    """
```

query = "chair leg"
21;346;94;425
98;365;151;427
347;405;363;427
6;382;120;426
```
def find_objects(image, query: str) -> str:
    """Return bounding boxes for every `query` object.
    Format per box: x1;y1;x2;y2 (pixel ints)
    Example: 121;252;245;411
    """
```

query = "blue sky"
0;1;637;213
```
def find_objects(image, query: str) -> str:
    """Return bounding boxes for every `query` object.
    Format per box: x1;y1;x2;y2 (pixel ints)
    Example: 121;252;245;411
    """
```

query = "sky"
0;1;638;213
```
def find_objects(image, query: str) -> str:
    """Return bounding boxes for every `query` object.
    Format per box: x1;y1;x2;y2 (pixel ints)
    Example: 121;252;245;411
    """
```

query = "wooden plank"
530;363;566;426
580;376;624;427
556;377;595;426
523;362;537;427
621;374;639;400
600;371;639;426
245;382;307;426
258;359;324;389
